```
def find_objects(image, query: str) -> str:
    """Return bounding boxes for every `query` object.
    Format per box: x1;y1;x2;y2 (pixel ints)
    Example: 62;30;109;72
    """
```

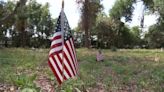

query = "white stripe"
49;46;62;55
64;69;70;79
51;39;63;47
70;38;78;72
63;57;74;77
54;55;62;71
54;55;70;79
52;32;62;39
60;46;75;77
49;57;63;82
63;42;77;75
59;53;63;59
65;40;77;75
59;53;70;79
71;38;78;64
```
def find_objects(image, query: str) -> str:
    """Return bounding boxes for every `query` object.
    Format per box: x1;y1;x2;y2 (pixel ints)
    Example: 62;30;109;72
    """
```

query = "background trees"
0;0;55;48
76;0;103;48
0;0;163;49
145;25;164;48
143;0;164;48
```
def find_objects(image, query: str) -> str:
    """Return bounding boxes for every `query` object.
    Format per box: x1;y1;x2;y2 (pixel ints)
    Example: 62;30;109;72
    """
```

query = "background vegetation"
0;0;163;49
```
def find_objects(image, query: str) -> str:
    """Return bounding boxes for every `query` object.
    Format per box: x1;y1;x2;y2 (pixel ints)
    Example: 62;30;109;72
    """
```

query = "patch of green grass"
11;74;36;87
0;48;164;91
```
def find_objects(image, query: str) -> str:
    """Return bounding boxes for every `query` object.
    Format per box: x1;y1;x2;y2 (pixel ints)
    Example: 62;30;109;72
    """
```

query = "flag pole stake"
62;0;64;9
61;0;65;86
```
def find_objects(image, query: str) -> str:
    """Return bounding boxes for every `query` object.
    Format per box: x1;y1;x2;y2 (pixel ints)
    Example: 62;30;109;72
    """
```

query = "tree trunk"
83;0;90;48
19;20;26;47
84;28;90;48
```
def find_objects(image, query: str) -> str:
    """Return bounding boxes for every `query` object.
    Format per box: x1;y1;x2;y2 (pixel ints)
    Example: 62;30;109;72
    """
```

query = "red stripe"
56;54;67;80
69;38;76;59
63;51;75;77
69;39;78;72
69;39;78;73
52;35;62;41
48;60;62;84
64;41;76;76
51;55;67;80
71;38;78;64
57;54;72;78
71;37;75;46
70;38;79;75
49;50;62;56
51;43;62;49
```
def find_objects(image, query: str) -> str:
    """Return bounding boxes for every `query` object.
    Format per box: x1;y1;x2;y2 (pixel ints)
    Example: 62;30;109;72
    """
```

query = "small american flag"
48;9;78;84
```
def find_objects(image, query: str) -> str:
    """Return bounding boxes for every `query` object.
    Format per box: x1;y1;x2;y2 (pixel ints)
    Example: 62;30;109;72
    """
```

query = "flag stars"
54;12;72;40
49;11;78;84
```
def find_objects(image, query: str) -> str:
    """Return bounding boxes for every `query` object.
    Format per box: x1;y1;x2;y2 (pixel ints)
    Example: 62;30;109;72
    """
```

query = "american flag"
48;10;78;84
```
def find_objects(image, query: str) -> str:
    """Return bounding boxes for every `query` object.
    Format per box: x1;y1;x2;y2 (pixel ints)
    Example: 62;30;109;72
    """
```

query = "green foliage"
1;0;163;49
21;88;37;92
110;0;136;22
103;0;164;49
11;74;36;87
77;0;103;48
142;0;164;46
145;24;164;48
93;14;141;48
95;15;114;48
129;26;143;47
110;46;117;52
0;0;55;48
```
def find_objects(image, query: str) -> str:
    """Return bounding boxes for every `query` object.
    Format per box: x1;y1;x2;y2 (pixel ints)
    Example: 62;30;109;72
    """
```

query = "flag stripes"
70;38;78;73
48;38;78;84
64;40;77;75
48;10;78;84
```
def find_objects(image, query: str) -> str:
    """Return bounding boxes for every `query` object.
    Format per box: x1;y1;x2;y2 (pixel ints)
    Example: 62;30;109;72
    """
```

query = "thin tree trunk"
85;28;89;48
20;20;26;47
83;0;90;48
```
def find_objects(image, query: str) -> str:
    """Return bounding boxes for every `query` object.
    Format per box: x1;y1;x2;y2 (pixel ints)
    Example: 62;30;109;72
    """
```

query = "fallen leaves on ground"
34;74;55;92
0;83;19;92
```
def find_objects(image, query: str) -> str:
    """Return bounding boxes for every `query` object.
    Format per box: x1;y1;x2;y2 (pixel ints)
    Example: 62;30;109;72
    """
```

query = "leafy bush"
110;46;117;52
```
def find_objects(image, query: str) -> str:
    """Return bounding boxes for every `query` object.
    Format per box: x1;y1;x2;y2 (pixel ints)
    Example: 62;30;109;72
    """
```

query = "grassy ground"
0;48;164;92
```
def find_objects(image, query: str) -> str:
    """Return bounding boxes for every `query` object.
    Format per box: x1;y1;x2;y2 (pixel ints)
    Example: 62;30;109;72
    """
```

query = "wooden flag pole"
61;0;65;85
62;0;64;9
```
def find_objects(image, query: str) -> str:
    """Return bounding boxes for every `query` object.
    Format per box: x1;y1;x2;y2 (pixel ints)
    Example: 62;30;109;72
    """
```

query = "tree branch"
0;0;27;26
